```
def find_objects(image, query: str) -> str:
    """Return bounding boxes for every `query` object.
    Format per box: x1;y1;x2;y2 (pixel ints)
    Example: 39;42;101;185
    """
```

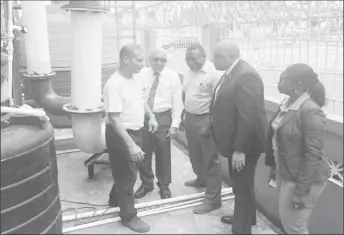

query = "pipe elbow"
23;72;69;116
64;105;106;154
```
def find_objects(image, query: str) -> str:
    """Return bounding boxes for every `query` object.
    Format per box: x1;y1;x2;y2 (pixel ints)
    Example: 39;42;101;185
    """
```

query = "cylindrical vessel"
17;2;118;93
70;11;102;110
1;115;62;234
21;1;52;74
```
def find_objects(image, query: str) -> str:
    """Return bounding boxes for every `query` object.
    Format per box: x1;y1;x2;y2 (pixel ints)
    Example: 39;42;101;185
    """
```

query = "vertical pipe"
290;21;294;65
21;1;69;116
325;1;330;77
12;34;23;106
132;1;136;44
21;1;51;74
315;18;319;71
276;24;279;70
115;1;120;53
298;20;302;63
6;0;14;107
62;1;108;154
307;2;311;65
70;11;102;110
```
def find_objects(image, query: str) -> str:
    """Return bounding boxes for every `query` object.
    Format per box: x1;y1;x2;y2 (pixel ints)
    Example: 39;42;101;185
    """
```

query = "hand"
148;116;158;133
181;110;186;123
198;125;211;139
268;166;277;188
291;193;306;209
167;127;177;139
128;143;145;162
232;151;245;171
268;166;276;182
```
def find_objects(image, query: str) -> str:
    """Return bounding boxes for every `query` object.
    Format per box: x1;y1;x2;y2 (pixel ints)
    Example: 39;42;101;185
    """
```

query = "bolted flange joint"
62;104;104;115
61;0;109;13
22;71;56;81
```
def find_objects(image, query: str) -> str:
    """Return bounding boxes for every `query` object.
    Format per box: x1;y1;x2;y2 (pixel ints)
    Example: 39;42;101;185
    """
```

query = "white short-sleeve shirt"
103;71;145;130
183;61;222;114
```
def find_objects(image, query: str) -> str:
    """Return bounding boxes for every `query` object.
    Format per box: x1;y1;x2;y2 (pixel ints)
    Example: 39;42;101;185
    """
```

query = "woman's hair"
286;63;326;107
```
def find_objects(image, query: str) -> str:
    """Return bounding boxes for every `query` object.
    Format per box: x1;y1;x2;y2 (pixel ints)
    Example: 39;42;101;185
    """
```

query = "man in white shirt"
103;44;158;233
183;44;223;214
134;48;184;200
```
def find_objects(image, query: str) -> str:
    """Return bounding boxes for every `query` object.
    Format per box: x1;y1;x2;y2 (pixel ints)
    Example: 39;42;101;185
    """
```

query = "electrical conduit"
63;187;233;222
5;0;14;107
63;191;234;233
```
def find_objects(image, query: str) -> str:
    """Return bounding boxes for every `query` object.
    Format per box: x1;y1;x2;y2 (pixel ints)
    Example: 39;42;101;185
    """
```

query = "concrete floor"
56;137;276;234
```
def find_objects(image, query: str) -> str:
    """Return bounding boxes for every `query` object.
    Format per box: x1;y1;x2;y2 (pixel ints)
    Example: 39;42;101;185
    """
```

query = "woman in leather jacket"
265;63;331;234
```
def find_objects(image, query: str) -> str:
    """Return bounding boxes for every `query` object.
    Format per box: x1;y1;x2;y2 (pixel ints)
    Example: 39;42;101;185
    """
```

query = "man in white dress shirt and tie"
134;48;184;200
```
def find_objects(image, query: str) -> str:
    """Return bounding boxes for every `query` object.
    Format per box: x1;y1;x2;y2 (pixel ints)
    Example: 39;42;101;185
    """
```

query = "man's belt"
105;123;141;135
186;111;210;117
126;128;141;135
153;109;171;118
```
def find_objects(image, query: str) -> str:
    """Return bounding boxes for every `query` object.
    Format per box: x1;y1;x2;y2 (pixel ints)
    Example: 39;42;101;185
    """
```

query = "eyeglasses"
184;56;203;63
152;57;167;63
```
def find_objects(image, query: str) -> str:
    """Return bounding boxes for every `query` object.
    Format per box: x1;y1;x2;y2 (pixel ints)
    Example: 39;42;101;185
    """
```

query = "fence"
114;1;343;118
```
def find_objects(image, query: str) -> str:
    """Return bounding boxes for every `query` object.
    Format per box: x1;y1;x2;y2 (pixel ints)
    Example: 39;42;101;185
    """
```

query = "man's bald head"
119;43;144;73
149;48;167;59
149;47;167;73
213;41;241;71
215;41;240;58
119;44;142;62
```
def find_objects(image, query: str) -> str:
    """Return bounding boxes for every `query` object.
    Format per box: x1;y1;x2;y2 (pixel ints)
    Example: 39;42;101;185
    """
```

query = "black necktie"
147;72;160;110
214;73;229;103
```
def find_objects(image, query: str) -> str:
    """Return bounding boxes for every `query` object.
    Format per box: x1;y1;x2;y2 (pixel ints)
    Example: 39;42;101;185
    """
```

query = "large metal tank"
1;115;62;234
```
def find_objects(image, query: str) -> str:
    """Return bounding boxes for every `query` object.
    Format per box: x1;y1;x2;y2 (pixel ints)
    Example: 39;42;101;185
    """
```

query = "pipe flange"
61;4;109;13
22;71;56;80
63;104;104;114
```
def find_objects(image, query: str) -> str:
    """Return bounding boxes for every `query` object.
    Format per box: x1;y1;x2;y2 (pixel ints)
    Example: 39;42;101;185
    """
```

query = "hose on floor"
61;200;113;226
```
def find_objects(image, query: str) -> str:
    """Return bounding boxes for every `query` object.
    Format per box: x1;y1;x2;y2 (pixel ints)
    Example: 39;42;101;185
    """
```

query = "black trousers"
228;154;258;234
105;124;142;221
138;110;172;190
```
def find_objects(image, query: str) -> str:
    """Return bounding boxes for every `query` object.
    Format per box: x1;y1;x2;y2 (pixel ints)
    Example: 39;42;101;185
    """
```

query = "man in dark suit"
201;41;267;234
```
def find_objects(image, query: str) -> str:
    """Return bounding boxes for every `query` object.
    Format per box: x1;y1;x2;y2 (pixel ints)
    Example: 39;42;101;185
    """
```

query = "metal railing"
112;1;343;118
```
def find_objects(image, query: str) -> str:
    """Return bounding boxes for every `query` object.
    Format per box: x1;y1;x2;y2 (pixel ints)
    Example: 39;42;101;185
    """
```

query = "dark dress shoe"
159;188;172;199
134;185;154;199
221;215;257;226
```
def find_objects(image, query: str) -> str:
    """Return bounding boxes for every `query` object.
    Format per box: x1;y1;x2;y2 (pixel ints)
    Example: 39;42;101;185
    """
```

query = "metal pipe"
61;1;108;154
21;1;69;116
6;0;14;107
132;1;136;43
1;106;48;118
63;195;234;233
22;72;69;116
63;187;233;222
